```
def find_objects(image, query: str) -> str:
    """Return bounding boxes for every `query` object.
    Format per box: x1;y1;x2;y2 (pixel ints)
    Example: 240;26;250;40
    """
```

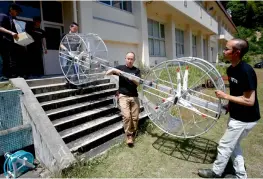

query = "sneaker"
198;169;220;178
126;135;133;147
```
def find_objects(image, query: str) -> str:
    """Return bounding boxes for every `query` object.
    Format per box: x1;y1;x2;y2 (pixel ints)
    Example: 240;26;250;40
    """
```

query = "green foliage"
250;35;257;43
215;65;227;76
242;54;252;64
226;1;263;28
218;54;229;64
135;59;151;78
233;26;263;56
235;26;253;39
227;1;247;27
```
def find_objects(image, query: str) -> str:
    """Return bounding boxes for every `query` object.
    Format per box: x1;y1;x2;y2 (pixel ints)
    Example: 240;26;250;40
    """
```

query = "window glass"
123;1;132;12
148;39;154;56
112;1;122;9
192;35;197;57
147;19;153;36
99;0;132;12
160;24;165;38
0;1;12;14
42;1;63;23
175;29;184;57
153;21;159;38
16;1;41;19
99;1;111;5
45;27;61;50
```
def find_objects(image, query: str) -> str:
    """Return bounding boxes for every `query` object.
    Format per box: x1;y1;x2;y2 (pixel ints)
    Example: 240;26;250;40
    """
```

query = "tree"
226;1;247;27
226;1;263;28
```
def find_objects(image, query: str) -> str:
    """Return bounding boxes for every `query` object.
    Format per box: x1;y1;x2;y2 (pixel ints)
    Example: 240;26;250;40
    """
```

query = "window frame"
148;19;166;57
98;1;132;13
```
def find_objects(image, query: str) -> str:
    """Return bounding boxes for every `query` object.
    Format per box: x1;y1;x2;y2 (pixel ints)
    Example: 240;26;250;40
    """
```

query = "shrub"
242;54;252;64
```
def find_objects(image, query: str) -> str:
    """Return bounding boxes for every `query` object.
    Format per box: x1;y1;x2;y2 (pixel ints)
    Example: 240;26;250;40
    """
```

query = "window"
42;1;63;23
148;19;165;57
99;1;132;12
184;0;187;7
192;35;197;57
203;39;207;60
114;61;119;66
175;29;184;57
0;1;12;14
45;27;62;50
16;1;41;19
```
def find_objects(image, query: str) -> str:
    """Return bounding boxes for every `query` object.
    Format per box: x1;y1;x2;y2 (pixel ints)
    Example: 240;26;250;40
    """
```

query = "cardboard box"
14;32;34;46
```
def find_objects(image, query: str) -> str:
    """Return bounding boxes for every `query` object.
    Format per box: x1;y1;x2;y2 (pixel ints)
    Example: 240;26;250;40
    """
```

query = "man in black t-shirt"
26;16;47;77
0;3;23;78
198;39;260;179
106;52;141;146
60;22;79;53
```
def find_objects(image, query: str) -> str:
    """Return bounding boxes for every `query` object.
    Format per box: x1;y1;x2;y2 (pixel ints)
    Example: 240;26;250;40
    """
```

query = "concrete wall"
92;18;139;44
105;41;138;67
164;1;218;34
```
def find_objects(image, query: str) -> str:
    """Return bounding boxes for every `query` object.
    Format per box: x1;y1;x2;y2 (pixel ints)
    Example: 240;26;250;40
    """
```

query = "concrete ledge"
10;78;76;173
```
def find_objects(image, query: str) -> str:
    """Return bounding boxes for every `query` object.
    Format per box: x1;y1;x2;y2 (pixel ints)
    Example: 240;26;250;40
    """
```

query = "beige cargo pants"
118;94;140;136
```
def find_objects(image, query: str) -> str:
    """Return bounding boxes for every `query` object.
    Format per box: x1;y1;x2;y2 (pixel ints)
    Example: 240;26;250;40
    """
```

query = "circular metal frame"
142;57;226;138
59;33;108;85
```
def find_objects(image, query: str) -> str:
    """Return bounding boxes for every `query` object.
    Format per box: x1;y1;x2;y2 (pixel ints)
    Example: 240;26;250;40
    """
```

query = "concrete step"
27;76;110;88
52;105;119;132
40;88;117;111
35;83;116;103
60;113;121;143
46;97;114;121
31;83;67;94
67;121;123;153
26;76;66;87
67;112;148;153
35;88;77;103
80;113;149;159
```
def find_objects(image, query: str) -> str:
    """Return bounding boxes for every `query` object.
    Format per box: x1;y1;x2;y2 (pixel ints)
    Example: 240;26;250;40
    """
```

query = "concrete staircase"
26;76;147;157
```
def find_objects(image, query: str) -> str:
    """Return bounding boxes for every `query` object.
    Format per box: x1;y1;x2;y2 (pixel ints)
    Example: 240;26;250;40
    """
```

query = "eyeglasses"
224;47;232;51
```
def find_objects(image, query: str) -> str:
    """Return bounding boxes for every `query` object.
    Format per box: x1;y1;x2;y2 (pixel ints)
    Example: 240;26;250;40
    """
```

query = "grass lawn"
0;82;14;91
62;69;263;178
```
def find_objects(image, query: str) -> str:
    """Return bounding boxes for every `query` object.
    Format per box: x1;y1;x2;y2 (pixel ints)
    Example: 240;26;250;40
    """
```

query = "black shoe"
198;169;221;178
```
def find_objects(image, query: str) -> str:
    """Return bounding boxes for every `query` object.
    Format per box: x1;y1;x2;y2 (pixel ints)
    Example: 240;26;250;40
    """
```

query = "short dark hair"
70;22;79;27
9;3;22;13
126;52;136;60
33;16;41;22
232;38;249;59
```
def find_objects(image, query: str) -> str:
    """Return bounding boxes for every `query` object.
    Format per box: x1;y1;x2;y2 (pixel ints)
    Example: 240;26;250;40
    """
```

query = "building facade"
0;1;237;75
